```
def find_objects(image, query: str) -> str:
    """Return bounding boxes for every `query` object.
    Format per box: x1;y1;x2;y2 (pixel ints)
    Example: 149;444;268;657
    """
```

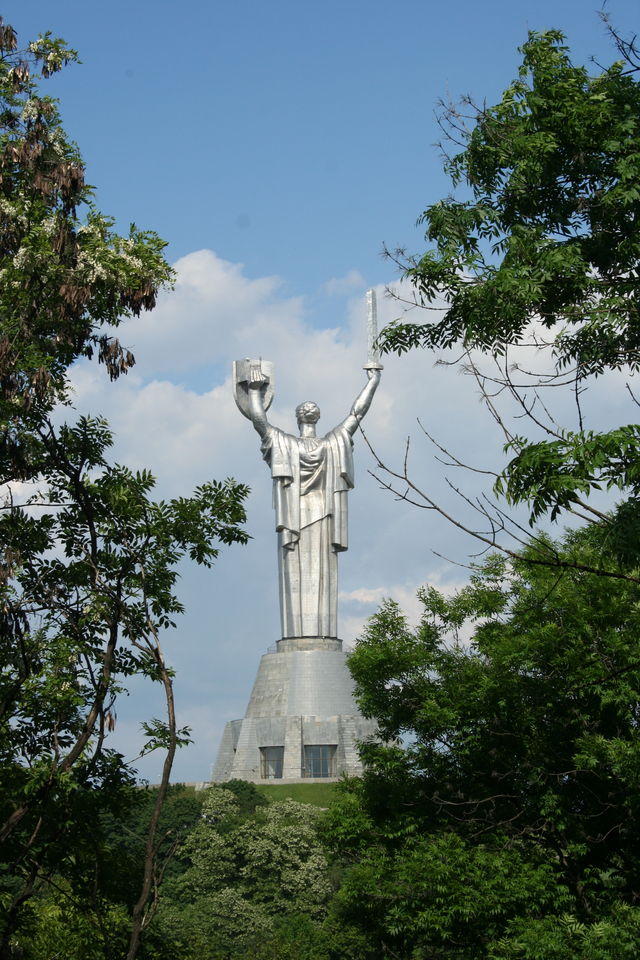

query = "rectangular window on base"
260;746;284;779
303;744;337;779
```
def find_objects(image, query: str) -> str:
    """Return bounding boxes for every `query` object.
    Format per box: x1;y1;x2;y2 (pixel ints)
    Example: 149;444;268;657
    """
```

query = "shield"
233;359;275;420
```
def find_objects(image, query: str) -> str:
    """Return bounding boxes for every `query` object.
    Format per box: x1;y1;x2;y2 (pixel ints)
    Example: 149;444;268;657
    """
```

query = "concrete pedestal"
212;643;377;783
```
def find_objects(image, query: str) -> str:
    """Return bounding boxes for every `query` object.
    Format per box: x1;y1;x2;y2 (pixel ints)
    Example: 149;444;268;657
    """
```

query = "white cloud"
322;269;366;296
340;586;389;605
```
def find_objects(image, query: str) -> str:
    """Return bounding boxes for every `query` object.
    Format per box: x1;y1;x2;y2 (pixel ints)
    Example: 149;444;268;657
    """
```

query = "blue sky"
9;1;635;299
5;1;638;781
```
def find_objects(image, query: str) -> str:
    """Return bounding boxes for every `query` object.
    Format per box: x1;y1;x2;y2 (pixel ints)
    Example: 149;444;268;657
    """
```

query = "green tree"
0;20;249;959
0;18;173;479
9;786;209;960
378;23;640;572
157;787;332;959
325;24;640;958
325;525;640;958
0;416;248;958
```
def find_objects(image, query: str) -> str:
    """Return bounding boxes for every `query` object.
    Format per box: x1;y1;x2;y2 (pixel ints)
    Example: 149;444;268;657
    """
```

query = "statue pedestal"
211;642;377;783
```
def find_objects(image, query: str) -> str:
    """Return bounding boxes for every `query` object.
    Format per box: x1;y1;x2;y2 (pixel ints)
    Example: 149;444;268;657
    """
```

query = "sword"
364;288;384;370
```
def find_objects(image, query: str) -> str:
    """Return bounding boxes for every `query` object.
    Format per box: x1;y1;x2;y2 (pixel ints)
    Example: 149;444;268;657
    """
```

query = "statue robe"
261;423;354;639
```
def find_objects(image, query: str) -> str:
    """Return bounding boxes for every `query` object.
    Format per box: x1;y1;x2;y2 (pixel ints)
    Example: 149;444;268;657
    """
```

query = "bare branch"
360;428;639;585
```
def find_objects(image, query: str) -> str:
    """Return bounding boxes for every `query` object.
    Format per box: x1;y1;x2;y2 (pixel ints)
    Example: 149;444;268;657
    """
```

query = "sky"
5;0;639;781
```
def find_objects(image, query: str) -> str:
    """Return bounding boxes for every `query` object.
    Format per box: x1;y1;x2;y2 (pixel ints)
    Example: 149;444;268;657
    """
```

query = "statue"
234;292;382;641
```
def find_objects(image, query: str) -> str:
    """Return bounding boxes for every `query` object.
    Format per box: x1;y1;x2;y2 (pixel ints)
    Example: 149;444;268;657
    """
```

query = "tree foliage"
0;17;173;479
380;25;640;538
0;413;249;956
325;525;640;957
0;19;249;958
330;26;640;956
156;787;332;959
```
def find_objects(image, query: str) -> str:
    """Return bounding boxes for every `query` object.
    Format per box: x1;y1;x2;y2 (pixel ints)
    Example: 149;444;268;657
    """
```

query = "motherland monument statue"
234;336;380;643
212;291;382;782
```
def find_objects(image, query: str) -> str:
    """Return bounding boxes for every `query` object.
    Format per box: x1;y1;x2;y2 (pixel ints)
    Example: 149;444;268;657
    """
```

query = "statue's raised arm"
341;367;381;437
246;369;270;439
341;286;383;435
233;359;274;440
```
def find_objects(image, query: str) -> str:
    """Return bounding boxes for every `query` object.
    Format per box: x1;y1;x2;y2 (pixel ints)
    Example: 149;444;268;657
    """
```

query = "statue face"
296;401;320;424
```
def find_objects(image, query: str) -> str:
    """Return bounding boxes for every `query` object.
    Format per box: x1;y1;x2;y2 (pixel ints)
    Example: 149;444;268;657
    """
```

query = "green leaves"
0;18;250;956
330;526;640;957
0;21;174;478
155;790;332;958
380;29;640;533
497;426;640;523
331;833;568;956
139;719;192;758
0;411;249;952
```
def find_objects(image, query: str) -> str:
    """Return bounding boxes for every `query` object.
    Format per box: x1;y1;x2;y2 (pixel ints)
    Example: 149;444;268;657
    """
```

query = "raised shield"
233;358;275;420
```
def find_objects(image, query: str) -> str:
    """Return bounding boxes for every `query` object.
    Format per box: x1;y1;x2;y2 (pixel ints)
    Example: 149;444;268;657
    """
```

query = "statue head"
296;401;320;425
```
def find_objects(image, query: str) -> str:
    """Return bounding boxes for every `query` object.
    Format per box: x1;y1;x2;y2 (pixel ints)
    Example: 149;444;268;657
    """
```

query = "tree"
321;23;640;958
0;419;249;959
10;785;208;960
0;18;173;481
377;23;640;575
156;787;332;959
325;524;640;958
0;20;249;958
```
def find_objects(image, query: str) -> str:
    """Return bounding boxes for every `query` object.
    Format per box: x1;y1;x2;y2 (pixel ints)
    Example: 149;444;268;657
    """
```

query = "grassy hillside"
256;781;338;807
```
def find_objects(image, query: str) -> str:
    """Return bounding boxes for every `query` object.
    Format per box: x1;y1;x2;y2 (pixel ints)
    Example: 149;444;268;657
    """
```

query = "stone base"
276;637;342;652
212;646;377;783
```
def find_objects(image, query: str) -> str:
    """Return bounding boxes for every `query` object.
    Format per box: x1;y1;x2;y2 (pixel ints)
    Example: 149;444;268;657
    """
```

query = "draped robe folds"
260;423;354;639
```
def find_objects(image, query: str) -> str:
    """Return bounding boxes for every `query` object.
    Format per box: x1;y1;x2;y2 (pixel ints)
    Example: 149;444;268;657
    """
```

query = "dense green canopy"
326;524;640;958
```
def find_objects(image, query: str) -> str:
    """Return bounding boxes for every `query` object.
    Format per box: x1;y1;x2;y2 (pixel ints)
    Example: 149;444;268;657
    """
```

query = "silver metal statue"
234;291;382;641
